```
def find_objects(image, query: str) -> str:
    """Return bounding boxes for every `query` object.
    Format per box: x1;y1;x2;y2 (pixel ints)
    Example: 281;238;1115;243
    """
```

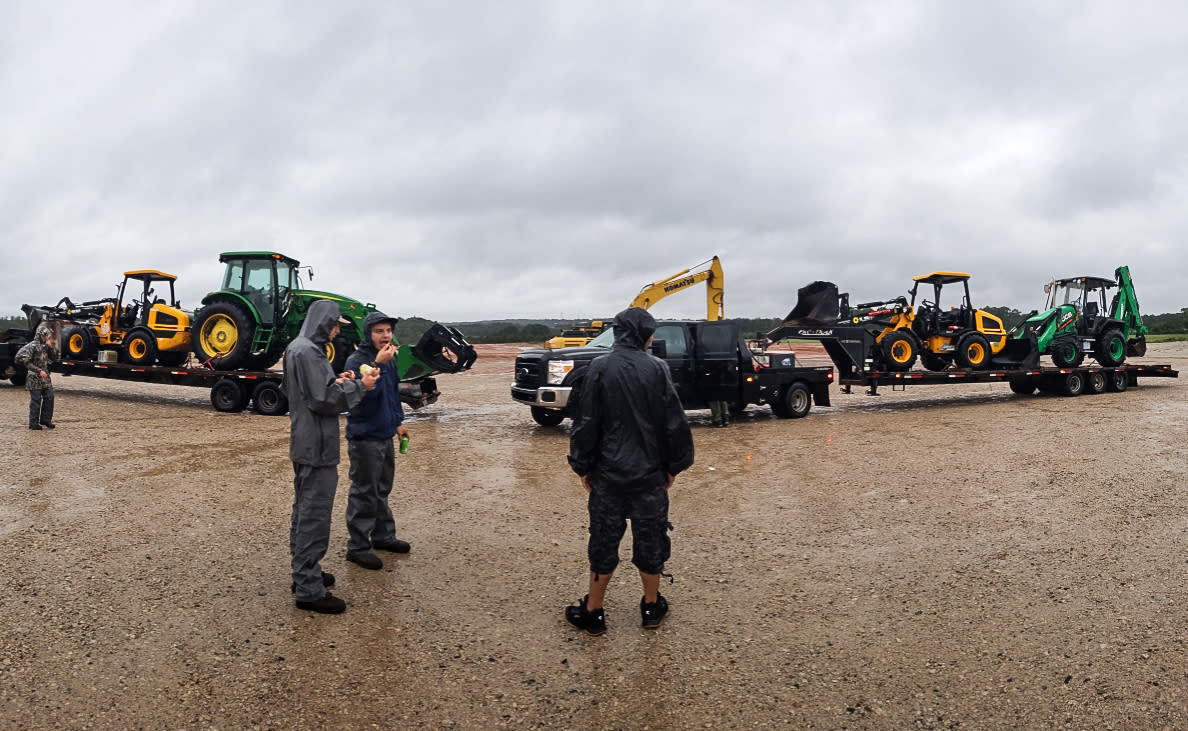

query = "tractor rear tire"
252;381;289;416
530;406;565;427
122;328;158;366
63;325;97;360
955;332;991;369
1086;371;1107;394
920;353;950;372
1107;370;1129;392
879;331;919;372
1051;337;1084;368
1058;371;1085;397
1008;379;1037;395
211;378;249;412
193;302;255;370
1096;329;1126;366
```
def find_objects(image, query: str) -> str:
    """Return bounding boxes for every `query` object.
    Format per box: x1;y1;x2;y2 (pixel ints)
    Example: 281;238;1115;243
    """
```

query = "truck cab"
512;319;833;426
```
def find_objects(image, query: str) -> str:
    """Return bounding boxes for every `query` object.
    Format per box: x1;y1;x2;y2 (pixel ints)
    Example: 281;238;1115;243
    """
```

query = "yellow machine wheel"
878;331;919;372
121;328;158;366
955;332;990;369
200;313;239;356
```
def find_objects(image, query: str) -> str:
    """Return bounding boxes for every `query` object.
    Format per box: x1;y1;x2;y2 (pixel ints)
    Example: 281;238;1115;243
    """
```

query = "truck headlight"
547;360;574;385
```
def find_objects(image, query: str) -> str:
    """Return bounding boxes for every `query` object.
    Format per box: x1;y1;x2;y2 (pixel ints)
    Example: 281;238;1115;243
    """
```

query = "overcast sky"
3;1;1187;324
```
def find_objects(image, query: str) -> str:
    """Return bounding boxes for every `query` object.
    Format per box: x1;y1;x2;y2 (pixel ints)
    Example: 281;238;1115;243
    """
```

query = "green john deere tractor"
1009;265;1148;368
191;252;477;382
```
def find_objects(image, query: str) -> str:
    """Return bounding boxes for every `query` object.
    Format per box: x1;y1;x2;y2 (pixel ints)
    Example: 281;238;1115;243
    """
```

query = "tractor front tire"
252;381;289;416
63;325;98;360
879;331;919;372
955;332;991;369
211;378;249;412
530;406;565;427
193;302;255;370
122;328;158;366
1051;337;1084;368
1096;329;1127;367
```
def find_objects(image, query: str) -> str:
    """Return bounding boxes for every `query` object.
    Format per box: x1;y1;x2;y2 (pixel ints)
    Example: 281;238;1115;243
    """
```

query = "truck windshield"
587;329;615;348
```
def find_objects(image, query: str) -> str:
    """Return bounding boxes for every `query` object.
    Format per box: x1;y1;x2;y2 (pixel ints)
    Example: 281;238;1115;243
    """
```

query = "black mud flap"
412;324;478;374
990;333;1040;370
781;281;841;325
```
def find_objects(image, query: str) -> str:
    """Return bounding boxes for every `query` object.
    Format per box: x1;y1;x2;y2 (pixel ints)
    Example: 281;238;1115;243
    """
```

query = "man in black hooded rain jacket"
284;299;377;614
566;307;694;634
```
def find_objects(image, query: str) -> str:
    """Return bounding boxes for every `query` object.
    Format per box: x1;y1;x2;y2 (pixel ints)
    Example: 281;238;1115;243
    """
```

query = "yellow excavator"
630;256;725;320
544;320;608;349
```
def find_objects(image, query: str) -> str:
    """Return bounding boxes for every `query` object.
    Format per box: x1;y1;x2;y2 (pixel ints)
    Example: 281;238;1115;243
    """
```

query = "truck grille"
514;355;544;387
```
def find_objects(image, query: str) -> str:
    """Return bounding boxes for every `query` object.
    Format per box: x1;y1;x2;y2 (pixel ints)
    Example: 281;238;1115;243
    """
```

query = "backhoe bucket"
782;281;841;325
990;333;1040;370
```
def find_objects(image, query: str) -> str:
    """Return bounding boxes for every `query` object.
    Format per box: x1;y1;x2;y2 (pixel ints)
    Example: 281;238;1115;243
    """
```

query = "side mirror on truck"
650;339;667;358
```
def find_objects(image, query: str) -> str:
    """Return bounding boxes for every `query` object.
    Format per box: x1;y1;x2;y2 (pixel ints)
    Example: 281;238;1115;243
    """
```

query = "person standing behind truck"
566;307;695;635
284;300;378;614
342;311;412;572
15;325;58;430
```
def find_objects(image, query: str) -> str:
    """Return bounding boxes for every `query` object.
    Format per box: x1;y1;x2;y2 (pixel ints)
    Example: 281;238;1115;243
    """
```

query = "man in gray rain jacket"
566;307;695;634
284;299;377;614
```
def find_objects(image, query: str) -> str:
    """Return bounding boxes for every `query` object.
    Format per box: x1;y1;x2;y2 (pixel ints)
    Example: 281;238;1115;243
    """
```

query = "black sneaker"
346;551;383;570
565;595;606;636
291;571;335;594
296;592;346;614
641;594;669;629
373;539;411;554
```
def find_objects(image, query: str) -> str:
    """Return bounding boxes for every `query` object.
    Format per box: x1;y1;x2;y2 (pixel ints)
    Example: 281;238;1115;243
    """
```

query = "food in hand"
360;364;377;376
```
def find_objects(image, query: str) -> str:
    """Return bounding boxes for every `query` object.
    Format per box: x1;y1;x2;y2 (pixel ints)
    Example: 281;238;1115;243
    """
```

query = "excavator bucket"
781;281;841;325
990;332;1040;370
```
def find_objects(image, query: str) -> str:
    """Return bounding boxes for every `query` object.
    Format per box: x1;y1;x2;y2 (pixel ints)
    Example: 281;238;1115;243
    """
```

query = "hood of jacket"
612;307;656;351
298;299;342;346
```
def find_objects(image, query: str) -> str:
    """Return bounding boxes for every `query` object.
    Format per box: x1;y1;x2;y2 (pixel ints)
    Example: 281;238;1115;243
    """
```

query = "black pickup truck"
511;319;834;426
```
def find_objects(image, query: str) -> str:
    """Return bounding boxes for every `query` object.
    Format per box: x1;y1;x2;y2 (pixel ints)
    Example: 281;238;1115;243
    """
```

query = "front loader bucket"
990;333;1040;370
781;281;841;325
411;324;478;375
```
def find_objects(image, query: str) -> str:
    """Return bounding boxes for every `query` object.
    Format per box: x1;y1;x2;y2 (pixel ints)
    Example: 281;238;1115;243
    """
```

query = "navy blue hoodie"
345;311;405;440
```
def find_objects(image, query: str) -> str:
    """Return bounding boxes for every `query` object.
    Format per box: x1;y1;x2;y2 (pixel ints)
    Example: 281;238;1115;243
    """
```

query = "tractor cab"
908;272;975;335
118;271;182;328
215;252;300;327
1043;276;1115;326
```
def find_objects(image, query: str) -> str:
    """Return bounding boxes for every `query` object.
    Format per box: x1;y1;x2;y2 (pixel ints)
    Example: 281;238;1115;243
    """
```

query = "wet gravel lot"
1;343;1186;729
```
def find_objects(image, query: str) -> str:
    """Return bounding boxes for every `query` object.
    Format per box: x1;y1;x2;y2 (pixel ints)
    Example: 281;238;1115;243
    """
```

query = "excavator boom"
629;256;725;320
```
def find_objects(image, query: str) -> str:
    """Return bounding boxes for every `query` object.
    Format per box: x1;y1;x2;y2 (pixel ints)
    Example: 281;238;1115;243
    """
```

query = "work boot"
40;422;55;429
291;571;335;594
641;594;669;629
295;592;346;614
373;539;411;554
565;595;606;636
346;551;383;570
28;424;42;431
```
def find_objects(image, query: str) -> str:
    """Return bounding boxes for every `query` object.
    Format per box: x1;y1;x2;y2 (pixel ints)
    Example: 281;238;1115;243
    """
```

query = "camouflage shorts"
587;481;672;575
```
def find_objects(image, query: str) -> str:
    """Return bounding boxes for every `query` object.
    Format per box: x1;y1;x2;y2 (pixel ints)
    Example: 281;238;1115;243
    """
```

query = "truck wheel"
1096;329;1126;366
10;370;27;387
1058;371;1085;397
530;406;565;426
879;331;919;371
325;336;353;373
781;383;812;419
193;302;255;370
920;353;949;372
955;332;991;369
252;381;289;416
1106;370;1128;392
1051;337;1084;368
1086;371;1107;394
211;378;249;412
122;328;158;365
63;325;97;360
1008;379;1037;395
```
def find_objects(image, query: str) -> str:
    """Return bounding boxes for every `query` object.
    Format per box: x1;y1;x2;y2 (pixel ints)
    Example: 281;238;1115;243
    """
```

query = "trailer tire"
1106;370;1128;392
1058;371;1085;397
880;331;919;371
64;325;97;360
1086;371;1107;394
1096;329;1126;366
920;353;949;372
252;381;289;416
193;301;255;370
211;378;249;412
780;383;812;419
955;332;991;369
121;328;158;366
531;406;565;427
1051;337;1084;368
1008;379;1037;395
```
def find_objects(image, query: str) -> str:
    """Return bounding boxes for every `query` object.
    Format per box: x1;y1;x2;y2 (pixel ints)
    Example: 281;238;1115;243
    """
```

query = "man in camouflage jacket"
14;325;58;430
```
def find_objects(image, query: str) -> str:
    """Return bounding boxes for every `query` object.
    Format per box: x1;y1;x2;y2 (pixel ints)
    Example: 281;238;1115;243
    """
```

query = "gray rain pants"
290;463;338;601
346;438;398;554
29;387;54;427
